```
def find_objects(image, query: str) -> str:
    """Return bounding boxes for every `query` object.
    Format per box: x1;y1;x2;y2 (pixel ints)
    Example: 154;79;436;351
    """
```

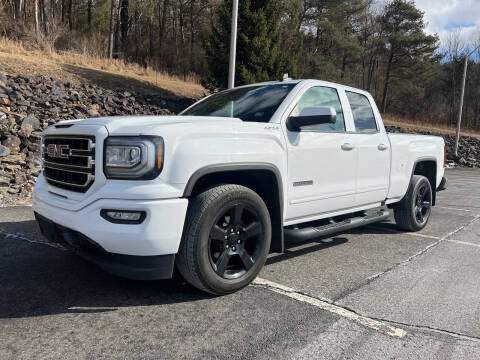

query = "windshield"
181;83;296;123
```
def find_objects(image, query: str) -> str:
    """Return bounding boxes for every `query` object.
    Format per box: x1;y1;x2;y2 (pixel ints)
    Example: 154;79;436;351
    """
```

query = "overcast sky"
377;0;480;49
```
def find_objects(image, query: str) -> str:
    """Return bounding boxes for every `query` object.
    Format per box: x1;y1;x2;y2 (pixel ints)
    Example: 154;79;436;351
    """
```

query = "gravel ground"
1;168;480;359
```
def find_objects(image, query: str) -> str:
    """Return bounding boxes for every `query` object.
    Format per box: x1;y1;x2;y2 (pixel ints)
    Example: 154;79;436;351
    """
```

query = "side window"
290;87;345;132
346;91;378;133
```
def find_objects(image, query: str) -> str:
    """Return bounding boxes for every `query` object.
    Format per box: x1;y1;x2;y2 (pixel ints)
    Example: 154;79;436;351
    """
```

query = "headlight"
106;145;142;168
104;136;164;179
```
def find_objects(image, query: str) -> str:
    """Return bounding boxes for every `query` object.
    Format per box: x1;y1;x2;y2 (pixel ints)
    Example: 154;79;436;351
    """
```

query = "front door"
284;86;358;223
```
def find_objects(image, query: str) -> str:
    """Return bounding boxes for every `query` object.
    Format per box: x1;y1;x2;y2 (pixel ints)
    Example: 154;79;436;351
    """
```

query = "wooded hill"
1;0;479;130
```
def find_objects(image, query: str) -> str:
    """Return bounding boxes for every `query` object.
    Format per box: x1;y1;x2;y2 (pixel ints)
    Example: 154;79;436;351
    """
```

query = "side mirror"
286;106;336;131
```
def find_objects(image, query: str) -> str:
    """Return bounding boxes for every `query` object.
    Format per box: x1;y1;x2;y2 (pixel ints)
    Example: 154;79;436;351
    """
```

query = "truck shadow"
0;219;387;319
0;220;213;319
266;237;349;266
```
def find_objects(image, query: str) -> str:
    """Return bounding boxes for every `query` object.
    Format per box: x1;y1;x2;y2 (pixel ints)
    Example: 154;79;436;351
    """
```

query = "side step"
284;209;390;242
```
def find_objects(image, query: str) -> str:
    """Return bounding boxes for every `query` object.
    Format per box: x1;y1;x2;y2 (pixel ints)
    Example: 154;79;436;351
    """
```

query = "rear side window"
346;91;378;133
290;87;345;132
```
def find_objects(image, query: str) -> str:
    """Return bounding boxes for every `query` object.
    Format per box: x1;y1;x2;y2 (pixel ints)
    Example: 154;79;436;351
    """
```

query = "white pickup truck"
33;79;446;294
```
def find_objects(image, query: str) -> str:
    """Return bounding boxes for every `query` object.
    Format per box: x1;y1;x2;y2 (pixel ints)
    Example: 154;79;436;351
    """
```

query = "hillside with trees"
1;0;479;130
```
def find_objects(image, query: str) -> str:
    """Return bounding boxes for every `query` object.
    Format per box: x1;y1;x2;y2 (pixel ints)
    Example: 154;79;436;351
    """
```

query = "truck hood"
56;115;243;134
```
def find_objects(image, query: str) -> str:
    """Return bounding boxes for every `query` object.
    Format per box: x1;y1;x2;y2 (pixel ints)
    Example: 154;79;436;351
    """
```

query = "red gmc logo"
47;144;70;159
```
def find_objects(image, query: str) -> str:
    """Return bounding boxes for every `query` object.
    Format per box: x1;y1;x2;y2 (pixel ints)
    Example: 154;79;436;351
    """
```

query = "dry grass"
383;114;480;139
0;37;207;99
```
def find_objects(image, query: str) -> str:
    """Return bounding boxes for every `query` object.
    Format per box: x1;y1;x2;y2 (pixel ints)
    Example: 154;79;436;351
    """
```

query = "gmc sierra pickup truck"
33;79;446;295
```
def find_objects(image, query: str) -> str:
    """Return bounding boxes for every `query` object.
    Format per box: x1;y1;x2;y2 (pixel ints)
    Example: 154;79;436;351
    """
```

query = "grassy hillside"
0;38;207;100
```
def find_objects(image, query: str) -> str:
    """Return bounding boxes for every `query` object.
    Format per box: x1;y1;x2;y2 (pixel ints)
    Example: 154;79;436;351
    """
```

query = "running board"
284;209;390;242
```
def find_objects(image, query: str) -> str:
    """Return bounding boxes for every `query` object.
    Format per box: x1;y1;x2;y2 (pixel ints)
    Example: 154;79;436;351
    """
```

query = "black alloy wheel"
176;184;271;295
208;203;264;279
394;175;433;232
414;181;432;226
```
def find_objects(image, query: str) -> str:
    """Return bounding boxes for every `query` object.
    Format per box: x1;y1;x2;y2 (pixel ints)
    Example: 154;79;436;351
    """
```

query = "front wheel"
394;175;432;231
176;184;271;295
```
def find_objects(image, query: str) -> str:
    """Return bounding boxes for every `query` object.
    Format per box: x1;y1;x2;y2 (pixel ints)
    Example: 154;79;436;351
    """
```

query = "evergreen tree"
378;0;439;112
300;0;366;84
204;0;297;88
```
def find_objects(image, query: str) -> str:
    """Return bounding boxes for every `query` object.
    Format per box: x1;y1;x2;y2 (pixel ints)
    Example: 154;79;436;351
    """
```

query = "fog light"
100;209;146;224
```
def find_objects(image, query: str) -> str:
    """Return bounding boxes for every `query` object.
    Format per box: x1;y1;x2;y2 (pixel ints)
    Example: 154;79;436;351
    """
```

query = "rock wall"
0;74;193;205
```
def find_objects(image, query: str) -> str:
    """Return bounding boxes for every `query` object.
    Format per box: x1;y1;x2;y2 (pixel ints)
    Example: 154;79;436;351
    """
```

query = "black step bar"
284;209;390;242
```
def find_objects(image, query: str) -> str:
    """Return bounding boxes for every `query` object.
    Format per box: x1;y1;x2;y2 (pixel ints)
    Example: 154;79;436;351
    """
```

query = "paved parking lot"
1;168;480;359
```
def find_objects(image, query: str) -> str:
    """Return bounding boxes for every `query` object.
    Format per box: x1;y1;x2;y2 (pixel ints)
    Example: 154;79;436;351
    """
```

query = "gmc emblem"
47;144;70;159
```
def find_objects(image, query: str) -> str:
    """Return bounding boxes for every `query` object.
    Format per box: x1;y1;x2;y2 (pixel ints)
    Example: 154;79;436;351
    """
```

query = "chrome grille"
42;136;96;193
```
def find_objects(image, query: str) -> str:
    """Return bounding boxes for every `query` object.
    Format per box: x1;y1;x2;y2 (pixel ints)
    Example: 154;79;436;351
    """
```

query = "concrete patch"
253;277;407;338
446;216;480;246
379;206;477;239
337;239;480;338
261;230;436;301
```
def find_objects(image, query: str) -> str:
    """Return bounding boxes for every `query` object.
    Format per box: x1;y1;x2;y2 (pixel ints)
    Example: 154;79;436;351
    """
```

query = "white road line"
404;232;441;240
437;195;480;200
447;239;480;248
252;277;407;338
437;206;473;212
446;178;480;182
0;228;66;250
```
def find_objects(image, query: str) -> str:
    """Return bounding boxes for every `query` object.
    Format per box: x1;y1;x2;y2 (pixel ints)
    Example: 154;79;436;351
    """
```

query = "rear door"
284;85;358;223
345;91;391;206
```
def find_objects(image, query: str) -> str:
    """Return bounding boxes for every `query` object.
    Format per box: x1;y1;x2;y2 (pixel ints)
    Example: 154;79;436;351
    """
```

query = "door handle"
377;144;388;151
341;143;354;151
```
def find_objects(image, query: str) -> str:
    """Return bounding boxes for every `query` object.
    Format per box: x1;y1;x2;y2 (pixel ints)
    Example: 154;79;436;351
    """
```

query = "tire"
176;184;271;295
394;175;433;232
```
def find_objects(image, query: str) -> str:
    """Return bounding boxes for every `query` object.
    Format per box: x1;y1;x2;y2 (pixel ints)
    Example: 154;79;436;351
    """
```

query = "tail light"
444;146;446;168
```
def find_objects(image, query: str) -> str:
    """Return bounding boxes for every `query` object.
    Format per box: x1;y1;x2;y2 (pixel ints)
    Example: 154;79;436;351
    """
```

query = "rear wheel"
394;175;432;231
176;184;271;295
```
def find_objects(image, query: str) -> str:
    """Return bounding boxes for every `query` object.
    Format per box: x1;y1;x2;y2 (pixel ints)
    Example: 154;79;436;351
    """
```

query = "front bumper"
35;213;175;280
33;177;189;256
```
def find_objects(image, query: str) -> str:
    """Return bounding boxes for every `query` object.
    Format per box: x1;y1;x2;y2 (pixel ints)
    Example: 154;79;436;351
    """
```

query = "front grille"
42;136;96;193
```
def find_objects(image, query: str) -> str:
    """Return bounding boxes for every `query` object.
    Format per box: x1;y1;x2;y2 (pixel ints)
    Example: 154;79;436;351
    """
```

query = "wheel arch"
412;158;437;206
183;163;285;253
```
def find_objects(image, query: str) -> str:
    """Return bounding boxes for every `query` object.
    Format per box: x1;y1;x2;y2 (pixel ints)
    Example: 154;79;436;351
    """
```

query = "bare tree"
34;0;40;35
68;0;73;31
445;30;466;125
87;0;92;27
108;0;116;58
14;0;23;20
158;0;169;66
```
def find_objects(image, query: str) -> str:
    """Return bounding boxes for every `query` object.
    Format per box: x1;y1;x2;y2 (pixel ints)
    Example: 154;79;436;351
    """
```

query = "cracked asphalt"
1;168;480;359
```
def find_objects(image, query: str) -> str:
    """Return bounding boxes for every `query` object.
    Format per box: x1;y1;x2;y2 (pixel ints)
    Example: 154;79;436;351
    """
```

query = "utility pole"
455;44;480;156
227;0;239;89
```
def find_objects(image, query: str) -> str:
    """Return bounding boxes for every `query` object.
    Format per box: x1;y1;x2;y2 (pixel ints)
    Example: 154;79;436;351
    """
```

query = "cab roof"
234;79;371;97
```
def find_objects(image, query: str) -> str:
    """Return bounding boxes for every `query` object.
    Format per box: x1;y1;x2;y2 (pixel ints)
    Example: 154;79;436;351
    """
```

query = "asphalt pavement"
1;168;480;359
